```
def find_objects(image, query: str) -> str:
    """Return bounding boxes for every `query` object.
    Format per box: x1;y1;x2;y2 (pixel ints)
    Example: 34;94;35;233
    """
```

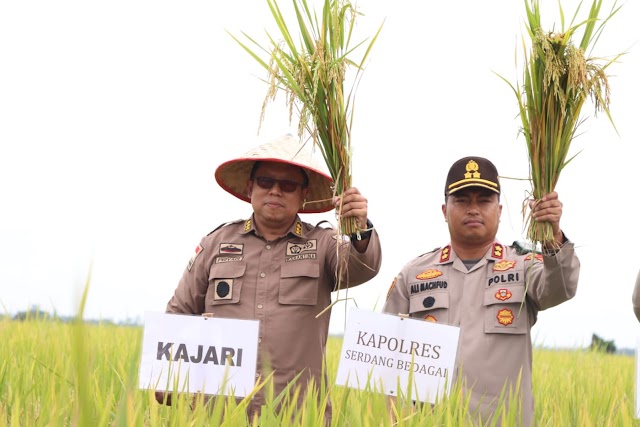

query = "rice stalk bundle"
501;0;622;248
230;0;382;237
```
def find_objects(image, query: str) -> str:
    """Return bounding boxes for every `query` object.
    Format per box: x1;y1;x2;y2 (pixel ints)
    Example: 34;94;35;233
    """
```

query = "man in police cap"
383;156;579;426
157;134;382;420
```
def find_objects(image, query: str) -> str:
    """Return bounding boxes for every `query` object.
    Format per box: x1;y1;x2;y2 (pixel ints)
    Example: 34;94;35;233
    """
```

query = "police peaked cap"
445;156;501;196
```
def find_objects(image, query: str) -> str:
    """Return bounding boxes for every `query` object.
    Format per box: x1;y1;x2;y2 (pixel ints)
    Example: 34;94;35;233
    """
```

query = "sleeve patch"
187;244;204;271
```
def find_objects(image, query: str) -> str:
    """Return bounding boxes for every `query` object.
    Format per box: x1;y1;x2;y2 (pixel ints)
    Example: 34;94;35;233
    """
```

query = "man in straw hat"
382;156;579;426
156;134;382;419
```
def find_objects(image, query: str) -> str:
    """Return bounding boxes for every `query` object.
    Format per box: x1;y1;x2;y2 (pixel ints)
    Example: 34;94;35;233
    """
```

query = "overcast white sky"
1;0;639;350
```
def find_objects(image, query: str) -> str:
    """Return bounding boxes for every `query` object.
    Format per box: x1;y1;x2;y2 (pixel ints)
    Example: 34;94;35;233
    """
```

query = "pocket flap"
484;284;526;306
209;263;246;280
281;261;320;279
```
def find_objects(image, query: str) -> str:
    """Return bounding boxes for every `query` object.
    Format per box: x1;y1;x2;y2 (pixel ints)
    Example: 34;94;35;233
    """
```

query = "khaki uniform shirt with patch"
383;240;579;427
166;215;382;416
633;270;640;322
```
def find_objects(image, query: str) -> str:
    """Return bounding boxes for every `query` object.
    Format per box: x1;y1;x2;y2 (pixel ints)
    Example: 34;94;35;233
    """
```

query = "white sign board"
138;311;259;397
335;308;460;403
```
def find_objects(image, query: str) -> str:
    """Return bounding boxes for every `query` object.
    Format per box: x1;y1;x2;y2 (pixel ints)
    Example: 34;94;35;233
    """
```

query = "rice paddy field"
1;315;637;426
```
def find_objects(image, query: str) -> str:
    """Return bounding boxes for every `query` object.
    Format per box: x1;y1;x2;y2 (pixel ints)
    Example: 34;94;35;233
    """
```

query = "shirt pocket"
483;284;528;334
409;290;450;324
278;262;320;306
206;263;246;306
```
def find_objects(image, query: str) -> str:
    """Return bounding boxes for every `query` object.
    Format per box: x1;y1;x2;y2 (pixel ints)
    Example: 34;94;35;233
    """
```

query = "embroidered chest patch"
286;240;317;256
213;279;233;300
496;308;514;326
220;243;243;254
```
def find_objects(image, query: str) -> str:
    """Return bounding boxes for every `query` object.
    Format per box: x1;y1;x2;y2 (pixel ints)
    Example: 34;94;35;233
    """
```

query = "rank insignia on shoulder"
492;243;504;259
244;219;252;232
207;220;238;236
187;244;204;272
416;269;443;280
493;260;516;272
419;247;440;257
496;308;514;326
439;246;451;263
294;221;303;235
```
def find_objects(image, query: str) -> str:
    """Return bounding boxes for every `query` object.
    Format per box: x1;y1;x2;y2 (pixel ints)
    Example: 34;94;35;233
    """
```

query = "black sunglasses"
254;176;304;193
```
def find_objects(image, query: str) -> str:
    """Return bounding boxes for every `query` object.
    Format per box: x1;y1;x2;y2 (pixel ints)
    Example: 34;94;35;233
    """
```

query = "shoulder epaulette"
418;247;441;258
511;240;536;255
206;219;244;236
314;220;334;229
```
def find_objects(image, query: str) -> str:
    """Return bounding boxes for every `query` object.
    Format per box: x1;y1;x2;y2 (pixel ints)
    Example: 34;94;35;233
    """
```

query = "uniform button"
258;338;262;343
423;296;435;308
257;304;263;309
260;272;266;278
266;245;271;250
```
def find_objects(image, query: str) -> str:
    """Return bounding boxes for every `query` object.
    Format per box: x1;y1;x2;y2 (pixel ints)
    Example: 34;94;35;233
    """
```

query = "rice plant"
499;0;624;248
229;0;382;237
1;316;636;426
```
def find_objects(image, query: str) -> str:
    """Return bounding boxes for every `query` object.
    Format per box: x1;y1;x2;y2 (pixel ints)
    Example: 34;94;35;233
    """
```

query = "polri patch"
213;279;233;300
187;244;204;272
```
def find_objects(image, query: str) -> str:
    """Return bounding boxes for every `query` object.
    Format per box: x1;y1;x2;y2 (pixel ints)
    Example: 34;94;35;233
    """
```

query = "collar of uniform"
241;215;306;238
438;245;455;264
438;241;505;264
288;216;305;238
241;217;256;235
489;241;504;260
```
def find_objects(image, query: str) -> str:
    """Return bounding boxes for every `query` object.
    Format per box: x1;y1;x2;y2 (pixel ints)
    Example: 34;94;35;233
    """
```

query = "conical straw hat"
215;134;334;213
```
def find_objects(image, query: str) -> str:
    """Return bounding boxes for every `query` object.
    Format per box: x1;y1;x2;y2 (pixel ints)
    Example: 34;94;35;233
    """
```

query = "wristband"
350;219;374;241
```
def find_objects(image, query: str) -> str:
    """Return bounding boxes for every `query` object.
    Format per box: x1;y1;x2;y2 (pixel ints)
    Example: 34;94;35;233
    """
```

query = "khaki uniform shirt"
383;240;579;426
166;215;382;416
633;270;640;322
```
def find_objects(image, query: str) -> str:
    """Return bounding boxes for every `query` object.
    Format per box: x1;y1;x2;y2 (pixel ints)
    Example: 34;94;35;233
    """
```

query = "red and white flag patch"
187;244;204;272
